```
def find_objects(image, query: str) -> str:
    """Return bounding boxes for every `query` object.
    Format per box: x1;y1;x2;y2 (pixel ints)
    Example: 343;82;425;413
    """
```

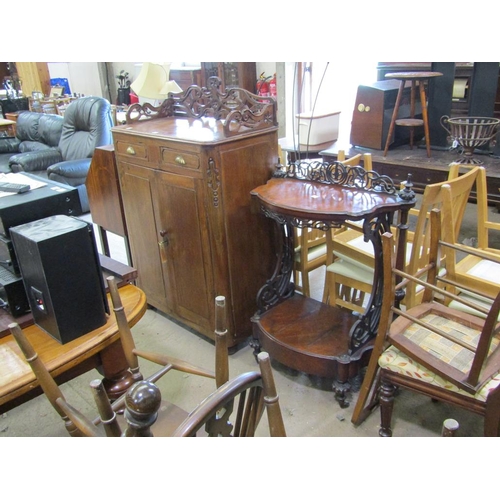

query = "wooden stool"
383;71;442;158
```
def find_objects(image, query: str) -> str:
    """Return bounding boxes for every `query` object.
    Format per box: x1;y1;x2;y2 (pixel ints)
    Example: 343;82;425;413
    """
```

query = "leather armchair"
0;112;63;172
9;97;113;212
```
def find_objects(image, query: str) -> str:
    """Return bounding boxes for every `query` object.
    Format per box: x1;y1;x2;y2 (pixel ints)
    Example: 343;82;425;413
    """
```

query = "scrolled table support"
250;216;295;357
348;212;392;352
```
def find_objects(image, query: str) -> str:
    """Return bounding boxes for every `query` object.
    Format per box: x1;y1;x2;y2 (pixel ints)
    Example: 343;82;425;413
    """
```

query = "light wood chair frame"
322;151;373;309
352;209;500;436
324;166;482;313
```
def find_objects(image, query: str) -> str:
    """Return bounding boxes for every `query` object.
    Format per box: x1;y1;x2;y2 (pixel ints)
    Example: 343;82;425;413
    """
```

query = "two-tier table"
250;161;416;406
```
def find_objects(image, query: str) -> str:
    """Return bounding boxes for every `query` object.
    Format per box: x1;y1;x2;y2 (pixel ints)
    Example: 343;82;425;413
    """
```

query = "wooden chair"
293;151;373;298
10;279;227;437
9;321;285;437
322;151;373;310
443;164;500;316
352;209;500;436
323;166;482;313
293;226;328;297
105;276;227;392
172;351;286;437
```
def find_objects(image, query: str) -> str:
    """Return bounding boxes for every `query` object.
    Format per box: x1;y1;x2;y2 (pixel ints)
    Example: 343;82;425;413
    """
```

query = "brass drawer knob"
126;146;136;155
175;155;186;165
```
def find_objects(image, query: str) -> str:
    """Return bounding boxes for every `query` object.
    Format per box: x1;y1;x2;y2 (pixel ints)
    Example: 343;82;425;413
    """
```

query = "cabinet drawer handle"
175;155;186;165
126;146;136;155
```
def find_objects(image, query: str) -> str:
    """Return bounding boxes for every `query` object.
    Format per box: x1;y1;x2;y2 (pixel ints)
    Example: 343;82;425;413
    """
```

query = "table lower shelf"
253;294;374;382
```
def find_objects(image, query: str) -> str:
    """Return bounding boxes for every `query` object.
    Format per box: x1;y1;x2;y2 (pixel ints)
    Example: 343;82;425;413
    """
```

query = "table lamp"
131;62;182;102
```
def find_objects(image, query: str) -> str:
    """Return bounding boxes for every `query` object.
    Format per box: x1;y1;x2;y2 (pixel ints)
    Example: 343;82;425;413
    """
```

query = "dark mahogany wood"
250;163;415;406
113;111;278;348
254;295;358;378
86;144;131;263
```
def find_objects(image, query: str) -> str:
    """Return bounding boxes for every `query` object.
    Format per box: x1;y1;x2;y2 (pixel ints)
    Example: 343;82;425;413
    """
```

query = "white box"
296;110;341;146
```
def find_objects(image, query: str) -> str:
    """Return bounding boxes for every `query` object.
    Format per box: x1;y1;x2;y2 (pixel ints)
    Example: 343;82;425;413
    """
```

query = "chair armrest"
0;137;21;154
9;148;63;172
47;159;91;186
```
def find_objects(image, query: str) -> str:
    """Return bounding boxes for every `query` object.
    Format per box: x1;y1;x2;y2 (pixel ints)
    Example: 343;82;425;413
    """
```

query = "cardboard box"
296;110;340;146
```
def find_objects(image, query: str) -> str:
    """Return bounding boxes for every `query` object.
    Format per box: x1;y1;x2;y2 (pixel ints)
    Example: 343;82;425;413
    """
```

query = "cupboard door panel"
118;163;168;311
155;171;212;332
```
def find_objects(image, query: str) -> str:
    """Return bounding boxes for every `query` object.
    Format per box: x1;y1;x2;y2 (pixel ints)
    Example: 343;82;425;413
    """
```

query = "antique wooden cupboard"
111;93;278;349
201;63;257;93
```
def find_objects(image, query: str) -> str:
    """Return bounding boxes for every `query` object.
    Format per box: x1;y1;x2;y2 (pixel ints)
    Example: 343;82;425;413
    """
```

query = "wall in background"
47;62;104;97
46;61;370;142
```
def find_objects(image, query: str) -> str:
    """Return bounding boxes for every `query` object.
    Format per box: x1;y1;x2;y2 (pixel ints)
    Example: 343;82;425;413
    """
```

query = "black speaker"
0;233;18;274
0;266;30;317
10;215;109;344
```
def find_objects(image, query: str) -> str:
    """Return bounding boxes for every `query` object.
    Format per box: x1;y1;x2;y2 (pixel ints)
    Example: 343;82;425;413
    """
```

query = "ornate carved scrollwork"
125;77;277;136
347;212;392;352
255;216;295;314
207;157;220;208
274;160;402;196
258;162;415;351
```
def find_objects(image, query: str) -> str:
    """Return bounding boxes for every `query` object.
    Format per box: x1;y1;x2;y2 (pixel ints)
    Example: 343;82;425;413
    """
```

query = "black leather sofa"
0;112;63;174
6;96;113;213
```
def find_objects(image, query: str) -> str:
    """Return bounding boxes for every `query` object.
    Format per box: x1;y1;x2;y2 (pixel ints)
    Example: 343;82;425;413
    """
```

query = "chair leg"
484;387;500;436
293;268;301;292
442;419;459;437
301;270;310;297
379;378;396;437
331;278;341;307
322;270;334;304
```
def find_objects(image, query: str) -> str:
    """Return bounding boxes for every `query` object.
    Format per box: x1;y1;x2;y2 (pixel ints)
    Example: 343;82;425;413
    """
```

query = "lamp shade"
131;62;182;99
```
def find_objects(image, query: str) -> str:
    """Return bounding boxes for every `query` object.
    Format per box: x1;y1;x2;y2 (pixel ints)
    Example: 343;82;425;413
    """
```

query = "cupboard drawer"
116;140;148;160
160;148;200;170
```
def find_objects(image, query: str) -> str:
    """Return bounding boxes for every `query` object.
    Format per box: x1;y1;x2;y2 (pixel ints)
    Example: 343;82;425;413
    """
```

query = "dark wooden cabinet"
350;80;420;150
169;68;202;91
201;63;257;93
112;117;278;348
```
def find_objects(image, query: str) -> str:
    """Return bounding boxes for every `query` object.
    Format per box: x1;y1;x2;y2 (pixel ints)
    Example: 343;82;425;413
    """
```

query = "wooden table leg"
98;339;135;401
383;80;405;157
419;79;432;158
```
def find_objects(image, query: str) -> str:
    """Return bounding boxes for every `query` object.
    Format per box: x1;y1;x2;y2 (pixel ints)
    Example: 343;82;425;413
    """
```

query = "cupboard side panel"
216;133;278;341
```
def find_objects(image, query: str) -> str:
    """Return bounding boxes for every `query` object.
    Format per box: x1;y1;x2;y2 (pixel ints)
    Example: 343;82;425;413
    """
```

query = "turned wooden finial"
122;380;162;437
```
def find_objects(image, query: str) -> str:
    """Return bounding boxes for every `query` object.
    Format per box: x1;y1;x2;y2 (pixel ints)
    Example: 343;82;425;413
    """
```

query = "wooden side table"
383;71;443;158
0;118;16;137
250;162;415;407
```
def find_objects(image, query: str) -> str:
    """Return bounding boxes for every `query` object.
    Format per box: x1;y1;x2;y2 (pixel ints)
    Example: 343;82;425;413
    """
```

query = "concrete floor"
1;196;498;439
